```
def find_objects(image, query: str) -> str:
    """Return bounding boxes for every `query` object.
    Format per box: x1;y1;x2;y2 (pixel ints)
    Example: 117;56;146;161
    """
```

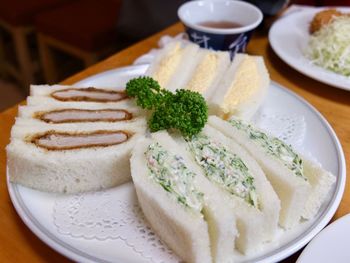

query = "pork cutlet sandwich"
7;84;147;193
7;117;146;194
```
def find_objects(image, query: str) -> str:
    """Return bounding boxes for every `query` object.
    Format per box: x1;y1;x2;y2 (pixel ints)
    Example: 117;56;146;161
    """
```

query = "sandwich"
176;125;280;254
209;116;336;228
209;54;270;120
27;84;129;105
7;118;146;193
145;41;231;99
145;41;200;91
181;49;231;100
146;42;269;120
130;131;238;263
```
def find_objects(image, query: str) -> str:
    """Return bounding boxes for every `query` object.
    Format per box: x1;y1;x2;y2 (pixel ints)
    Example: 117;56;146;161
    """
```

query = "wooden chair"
35;0;122;84
0;0;69;91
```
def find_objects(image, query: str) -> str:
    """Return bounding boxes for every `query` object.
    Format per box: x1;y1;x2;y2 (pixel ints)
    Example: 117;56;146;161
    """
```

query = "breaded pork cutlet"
309;9;343;34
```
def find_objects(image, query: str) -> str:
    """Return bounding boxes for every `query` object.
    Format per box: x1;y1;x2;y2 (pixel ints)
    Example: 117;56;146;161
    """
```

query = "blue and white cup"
178;0;263;58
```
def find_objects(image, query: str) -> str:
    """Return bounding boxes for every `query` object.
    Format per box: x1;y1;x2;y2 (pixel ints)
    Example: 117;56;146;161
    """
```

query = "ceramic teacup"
178;0;263;57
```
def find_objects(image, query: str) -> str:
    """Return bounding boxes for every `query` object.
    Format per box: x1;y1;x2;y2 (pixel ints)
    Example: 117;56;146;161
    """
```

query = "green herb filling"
145;142;204;211
187;134;258;208
229;119;306;181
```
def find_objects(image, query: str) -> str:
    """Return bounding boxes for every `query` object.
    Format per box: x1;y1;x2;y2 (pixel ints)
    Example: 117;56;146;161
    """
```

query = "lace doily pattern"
53;112;306;262
54;187;179;263
253;108;306;148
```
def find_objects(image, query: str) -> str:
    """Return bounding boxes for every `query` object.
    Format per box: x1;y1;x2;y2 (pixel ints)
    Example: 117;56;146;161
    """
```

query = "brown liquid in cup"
198;21;243;29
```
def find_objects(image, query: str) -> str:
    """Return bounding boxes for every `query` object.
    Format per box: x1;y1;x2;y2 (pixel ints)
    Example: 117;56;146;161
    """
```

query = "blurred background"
0;0;349;111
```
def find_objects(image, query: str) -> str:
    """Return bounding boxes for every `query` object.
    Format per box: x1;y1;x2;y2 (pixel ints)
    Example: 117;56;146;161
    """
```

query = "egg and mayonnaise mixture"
222;56;261;115
152;43;183;88
186;52;220;93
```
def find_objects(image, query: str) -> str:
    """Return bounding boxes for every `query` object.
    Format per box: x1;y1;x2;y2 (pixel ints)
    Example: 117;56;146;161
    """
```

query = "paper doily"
54;186;180;263
253;108;306;148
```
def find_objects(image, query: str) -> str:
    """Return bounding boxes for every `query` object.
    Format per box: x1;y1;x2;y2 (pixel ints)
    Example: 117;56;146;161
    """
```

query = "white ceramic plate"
269;7;350;91
297;213;350;263
7;65;346;263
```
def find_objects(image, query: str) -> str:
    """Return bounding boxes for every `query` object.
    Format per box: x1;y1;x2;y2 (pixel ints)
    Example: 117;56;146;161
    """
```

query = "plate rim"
268;6;350;91
7;64;346;263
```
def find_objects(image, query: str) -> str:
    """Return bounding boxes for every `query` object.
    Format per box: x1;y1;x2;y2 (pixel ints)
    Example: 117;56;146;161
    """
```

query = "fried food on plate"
309;9;343;34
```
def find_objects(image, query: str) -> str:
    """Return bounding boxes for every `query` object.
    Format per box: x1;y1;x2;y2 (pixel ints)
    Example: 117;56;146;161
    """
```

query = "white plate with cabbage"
269;7;350;91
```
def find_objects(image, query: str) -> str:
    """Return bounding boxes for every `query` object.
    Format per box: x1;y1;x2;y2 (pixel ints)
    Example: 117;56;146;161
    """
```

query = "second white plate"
269;7;350;91
297;213;350;263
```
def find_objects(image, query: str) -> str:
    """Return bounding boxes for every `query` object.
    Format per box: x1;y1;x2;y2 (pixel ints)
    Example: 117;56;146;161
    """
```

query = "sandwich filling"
51;87;127;102
228;119;306;180
186;53;219;93
187;134;258;208
222;56;260;114
36;109;132;123
145;142;204;212
151;43;183;87
31;130;129;150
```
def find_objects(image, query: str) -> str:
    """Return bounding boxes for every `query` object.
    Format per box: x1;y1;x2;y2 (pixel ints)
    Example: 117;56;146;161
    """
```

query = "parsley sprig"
126;76;208;137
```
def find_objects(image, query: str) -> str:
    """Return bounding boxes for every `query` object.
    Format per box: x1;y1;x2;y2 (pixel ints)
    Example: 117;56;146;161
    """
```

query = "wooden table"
0;23;349;262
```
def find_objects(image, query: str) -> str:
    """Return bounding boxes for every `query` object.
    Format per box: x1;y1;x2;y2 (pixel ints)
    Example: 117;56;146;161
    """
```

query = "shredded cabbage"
306;15;350;77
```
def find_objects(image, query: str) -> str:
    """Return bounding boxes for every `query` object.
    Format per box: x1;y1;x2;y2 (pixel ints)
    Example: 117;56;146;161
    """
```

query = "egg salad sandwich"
7;118;146;193
145;41;231;99
209;116;336;228
176;125;280;255
130;131;238;263
209;54;270;120
145;41;200;91
180;49;231;100
146;42;269;120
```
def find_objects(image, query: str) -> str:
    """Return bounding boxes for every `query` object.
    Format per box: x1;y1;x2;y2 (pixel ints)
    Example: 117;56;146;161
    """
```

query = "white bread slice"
209;116;335;227
209;54;270;120
175;125;280;255
301;157;336;219
28;84;129;107
131;131;238;263
184;49;231;101
7;119;146;193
